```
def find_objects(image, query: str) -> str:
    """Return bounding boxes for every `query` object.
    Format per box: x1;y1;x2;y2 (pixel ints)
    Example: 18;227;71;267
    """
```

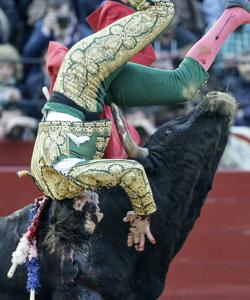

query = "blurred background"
0;0;249;299
0;0;250;168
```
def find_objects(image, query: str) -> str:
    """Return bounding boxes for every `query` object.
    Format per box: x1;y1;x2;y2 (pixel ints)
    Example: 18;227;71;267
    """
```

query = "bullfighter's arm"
106;58;209;106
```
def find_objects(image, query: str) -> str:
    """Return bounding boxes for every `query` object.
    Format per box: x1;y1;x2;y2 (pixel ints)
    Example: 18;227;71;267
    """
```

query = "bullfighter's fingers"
127;232;134;247
135;234;145;252
133;232;140;245
138;233;145;252
146;227;156;245
129;227;136;234
135;245;140;251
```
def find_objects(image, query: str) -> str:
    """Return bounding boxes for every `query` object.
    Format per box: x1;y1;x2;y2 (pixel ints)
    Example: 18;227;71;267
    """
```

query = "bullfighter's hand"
123;211;156;252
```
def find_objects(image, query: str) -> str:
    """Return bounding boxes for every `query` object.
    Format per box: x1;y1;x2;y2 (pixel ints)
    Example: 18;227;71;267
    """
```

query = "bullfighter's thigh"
53;1;175;111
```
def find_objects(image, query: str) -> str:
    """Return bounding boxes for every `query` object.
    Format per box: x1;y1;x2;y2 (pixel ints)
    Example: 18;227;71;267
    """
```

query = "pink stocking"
187;7;250;71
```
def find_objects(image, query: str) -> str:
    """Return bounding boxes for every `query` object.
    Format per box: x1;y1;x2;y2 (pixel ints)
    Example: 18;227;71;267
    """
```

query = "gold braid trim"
69;159;156;215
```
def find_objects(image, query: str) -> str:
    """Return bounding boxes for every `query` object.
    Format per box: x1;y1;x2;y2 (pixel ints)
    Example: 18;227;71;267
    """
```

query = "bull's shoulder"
1;205;31;237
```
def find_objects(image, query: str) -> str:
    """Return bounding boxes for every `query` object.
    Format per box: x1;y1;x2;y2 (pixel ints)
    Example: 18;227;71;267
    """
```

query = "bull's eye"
165;130;172;136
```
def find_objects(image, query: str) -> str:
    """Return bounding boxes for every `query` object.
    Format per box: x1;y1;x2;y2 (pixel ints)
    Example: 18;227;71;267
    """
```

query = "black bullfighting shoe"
226;0;250;12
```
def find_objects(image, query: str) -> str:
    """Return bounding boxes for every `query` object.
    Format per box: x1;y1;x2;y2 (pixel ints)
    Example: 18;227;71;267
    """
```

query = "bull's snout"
201;91;237;121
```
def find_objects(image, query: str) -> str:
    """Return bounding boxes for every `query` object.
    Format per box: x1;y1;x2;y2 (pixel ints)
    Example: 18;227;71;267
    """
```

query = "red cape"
46;1;156;158
47;42;68;95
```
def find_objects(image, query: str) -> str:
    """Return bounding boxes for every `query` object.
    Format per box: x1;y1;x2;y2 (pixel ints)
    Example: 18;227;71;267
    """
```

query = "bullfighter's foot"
74;191;104;235
123;211;156;252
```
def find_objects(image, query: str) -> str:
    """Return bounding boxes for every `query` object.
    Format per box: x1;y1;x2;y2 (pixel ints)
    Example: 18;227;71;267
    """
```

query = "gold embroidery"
95;137;107;151
93;151;105;160
41;166;82;200
32;122;156;214
68;159;156;215
53;1;175;112
31;120;112;199
128;0;151;10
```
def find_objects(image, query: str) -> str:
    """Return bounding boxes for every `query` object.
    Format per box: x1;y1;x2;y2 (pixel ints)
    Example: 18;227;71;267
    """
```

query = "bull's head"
113;92;236;242
114;91;236;163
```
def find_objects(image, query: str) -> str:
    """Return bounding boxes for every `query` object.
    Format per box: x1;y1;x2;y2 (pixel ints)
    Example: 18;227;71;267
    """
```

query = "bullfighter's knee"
122;161;146;182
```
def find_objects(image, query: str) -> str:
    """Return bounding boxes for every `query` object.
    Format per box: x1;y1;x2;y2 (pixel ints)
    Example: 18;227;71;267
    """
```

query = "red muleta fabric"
46;1;156;159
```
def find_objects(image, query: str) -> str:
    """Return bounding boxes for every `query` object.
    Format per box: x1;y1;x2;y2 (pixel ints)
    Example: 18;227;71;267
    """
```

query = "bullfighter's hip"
30;119;111;199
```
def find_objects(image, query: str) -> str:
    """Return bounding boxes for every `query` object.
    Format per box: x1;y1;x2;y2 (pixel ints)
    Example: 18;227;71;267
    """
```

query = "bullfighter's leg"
67;159;156;217
106;0;250;106
107;59;209;106
31;119;157;250
187;0;250;71
52;0;175;111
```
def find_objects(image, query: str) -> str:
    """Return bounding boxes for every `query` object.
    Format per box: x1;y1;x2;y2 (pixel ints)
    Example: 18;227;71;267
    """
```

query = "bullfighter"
30;0;250;251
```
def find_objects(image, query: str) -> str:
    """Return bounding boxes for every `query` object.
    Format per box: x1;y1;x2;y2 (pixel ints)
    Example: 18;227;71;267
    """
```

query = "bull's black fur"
44;199;98;253
0;94;234;300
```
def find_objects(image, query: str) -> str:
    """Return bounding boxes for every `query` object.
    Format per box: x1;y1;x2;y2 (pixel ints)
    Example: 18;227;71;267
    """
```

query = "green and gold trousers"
32;0;209;216
49;0;208;115
53;0;177;112
31;120;156;215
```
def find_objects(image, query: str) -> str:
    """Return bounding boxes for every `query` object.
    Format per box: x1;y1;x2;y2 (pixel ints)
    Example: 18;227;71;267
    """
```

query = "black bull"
0;92;236;300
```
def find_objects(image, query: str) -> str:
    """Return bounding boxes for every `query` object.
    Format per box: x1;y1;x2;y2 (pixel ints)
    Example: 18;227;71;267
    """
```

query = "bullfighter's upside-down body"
29;0;250;251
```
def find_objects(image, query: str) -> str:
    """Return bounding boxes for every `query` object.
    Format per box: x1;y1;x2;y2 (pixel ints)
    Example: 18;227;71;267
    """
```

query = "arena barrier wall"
0;140;249;299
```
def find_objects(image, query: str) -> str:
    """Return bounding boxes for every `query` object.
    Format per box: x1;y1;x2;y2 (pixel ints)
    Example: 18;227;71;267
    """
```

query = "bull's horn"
111;103;149;158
